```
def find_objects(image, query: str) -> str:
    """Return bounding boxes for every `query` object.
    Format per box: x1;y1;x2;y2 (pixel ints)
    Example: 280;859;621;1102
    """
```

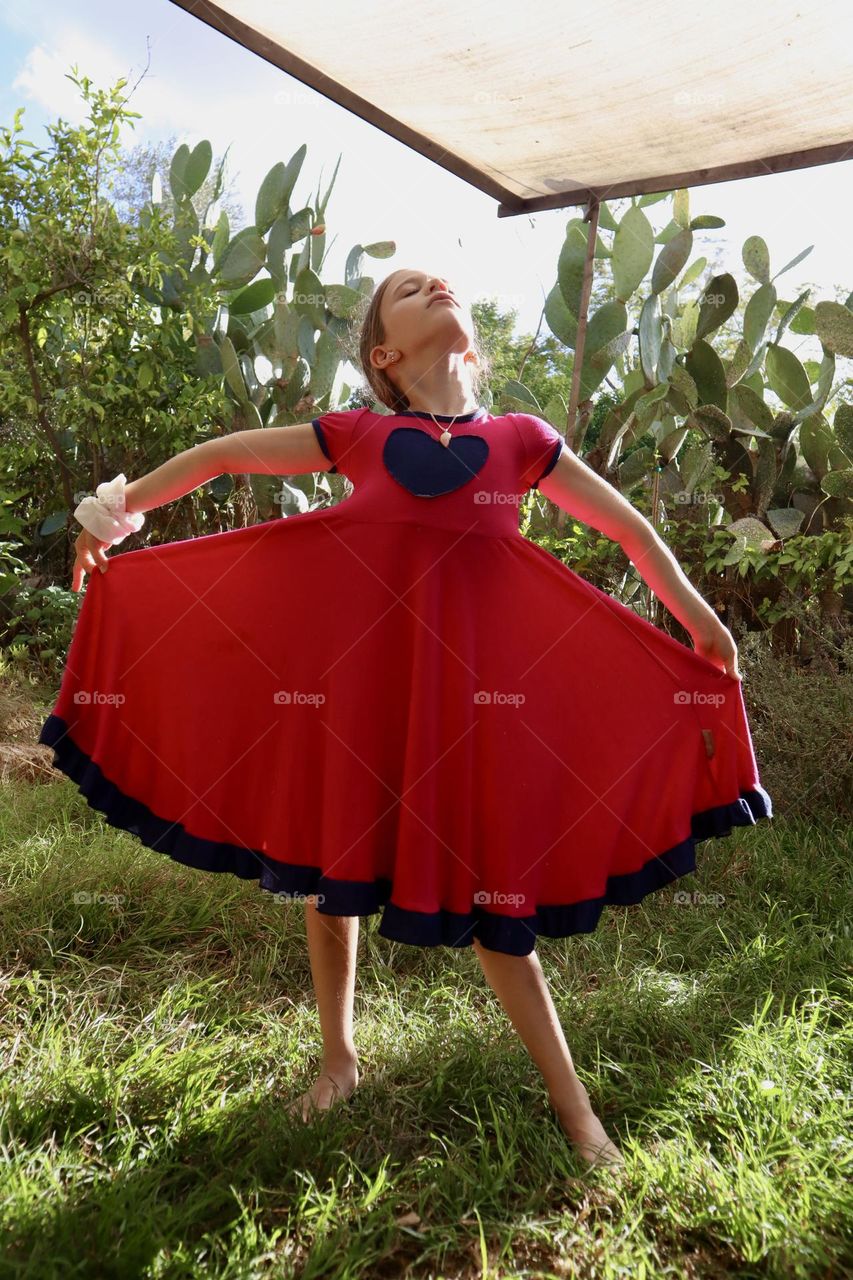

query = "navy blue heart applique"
382;427;489;497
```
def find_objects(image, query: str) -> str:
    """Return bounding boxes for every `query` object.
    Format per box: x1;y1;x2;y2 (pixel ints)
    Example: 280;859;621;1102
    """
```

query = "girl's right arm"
72;423;330;591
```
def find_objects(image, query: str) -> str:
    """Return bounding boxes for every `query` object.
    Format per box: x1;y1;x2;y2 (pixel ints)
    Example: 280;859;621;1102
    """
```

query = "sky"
2;0;851;352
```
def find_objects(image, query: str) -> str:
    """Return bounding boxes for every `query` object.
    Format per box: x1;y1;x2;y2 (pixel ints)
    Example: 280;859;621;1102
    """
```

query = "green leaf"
168;143;190;202
742;235;770;284
292;267;326;329
585;300;626;356
181;140;212;199
218;335;249;403
544;281;577;349
689;215;725;229
679;257;707;289
684;340;728;412
765;343;812;411
502;381;540;411
255;161;290;236
766;507;805;539
228;276;277;315
309;327;341;402
39;510;68;536
557;220;589;317
728;383;775;436
211;210;230;267
611;206;654;301
323;283;365;319
651;227;693;294
772;244;813;282
814;300;853;358
696;273;738;340
820;469;853;499
638;295;661;386
363;240;395;258
743;282;777;352
217;228;266;288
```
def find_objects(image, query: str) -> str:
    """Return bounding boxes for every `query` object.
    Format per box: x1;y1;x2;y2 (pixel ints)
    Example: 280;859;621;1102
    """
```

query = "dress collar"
396;406;488;423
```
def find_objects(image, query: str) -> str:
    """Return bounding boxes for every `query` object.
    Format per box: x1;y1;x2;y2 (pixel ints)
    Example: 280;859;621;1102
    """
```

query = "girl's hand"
72;528;112;593
688;614;741;680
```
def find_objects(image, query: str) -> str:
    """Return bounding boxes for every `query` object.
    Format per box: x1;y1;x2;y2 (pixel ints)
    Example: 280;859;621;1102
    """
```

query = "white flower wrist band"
73;473;146;546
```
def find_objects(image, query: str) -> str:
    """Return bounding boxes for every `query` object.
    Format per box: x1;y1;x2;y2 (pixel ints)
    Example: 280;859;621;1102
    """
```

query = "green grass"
1;776;851;1279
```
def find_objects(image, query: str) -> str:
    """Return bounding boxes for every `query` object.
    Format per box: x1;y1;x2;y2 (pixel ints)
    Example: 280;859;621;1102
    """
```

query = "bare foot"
550;1083;624;1169
286;1061;359;1123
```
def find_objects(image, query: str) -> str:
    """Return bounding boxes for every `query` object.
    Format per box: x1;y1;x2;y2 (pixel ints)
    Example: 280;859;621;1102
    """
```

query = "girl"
41;267;772;1169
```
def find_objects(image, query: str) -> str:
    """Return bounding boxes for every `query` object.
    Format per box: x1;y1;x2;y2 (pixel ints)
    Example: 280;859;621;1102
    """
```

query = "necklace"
427;411;463;447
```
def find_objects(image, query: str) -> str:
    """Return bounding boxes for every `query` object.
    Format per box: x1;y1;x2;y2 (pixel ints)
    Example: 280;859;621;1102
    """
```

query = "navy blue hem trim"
397;406;487;423
311;418;338;473
38;713;773;957
530;437;564;489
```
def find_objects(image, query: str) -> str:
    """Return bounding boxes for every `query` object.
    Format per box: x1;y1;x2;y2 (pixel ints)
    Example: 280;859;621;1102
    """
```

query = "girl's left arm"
538;447;741;678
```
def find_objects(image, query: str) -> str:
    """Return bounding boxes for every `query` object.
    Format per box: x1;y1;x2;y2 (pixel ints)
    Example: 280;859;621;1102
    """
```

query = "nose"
428;276;452;296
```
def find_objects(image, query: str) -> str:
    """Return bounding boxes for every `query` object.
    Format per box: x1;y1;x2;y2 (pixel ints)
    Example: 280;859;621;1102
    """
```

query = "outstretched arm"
122;423;329;516
71;424;329;591
538;447;740;678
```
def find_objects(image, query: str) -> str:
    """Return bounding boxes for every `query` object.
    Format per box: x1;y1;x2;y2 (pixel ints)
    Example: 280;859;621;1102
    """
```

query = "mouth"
428;292;457;307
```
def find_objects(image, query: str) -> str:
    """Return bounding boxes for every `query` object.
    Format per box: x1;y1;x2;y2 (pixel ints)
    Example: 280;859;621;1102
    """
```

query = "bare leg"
471;938;623;1167
287;897;360;1122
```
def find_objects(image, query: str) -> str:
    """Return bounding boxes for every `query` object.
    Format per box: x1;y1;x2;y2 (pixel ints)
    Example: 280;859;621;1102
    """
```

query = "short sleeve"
511;413;564;490
311;408;368;478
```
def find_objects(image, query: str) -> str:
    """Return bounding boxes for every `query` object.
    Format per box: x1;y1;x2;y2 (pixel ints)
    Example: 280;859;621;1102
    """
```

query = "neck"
400;369;477;418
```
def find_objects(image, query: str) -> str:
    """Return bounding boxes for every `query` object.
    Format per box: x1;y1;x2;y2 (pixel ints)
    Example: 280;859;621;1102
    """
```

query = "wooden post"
555;193;600;532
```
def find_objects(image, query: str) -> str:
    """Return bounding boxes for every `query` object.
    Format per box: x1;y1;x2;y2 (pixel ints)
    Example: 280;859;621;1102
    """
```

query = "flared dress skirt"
39;407;773;955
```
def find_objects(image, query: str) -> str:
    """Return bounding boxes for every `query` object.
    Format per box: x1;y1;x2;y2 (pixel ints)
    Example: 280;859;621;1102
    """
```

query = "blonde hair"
354;271;491;413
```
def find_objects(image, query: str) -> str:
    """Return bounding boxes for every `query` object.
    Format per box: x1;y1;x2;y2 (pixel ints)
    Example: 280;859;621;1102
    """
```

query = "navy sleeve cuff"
529;438;563;489
311;419;338;474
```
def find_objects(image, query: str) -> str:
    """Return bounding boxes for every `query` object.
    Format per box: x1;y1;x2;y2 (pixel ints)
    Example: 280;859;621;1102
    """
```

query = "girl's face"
375;269;475;368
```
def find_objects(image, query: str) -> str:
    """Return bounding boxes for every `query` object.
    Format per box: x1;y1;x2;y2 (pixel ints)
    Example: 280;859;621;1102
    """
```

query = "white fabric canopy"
170;0;853;212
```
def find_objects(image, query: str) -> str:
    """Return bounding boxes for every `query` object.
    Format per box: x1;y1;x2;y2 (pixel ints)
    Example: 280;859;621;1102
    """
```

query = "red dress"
39;407;772;955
